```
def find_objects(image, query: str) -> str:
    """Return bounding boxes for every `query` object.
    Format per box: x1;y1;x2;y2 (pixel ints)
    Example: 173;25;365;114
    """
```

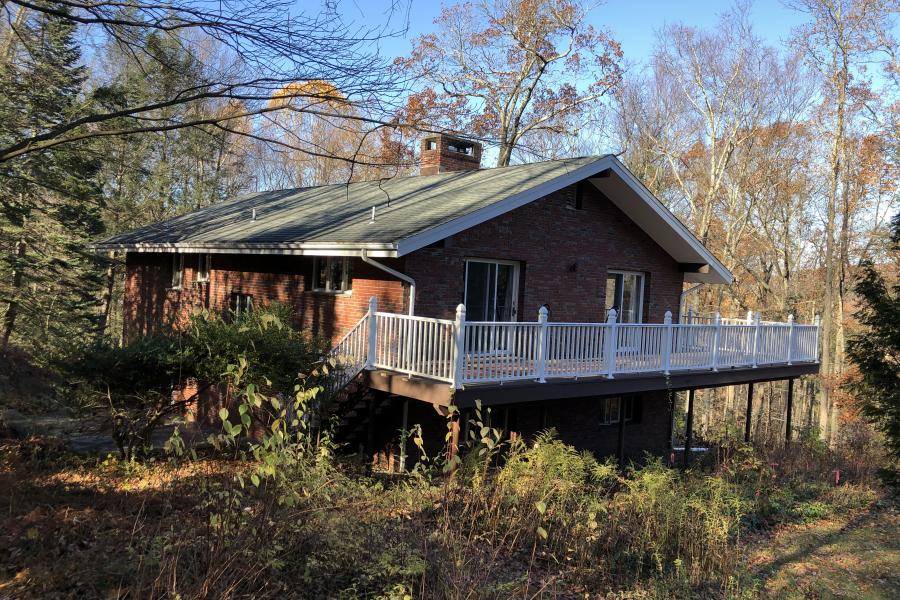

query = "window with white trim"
312;257;353;293
229;292;253;316
170;254;184;289
196;254;210;283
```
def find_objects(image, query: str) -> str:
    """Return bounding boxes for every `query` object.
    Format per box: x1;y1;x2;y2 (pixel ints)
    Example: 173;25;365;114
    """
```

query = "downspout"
679;283;705;321
360;250;416;316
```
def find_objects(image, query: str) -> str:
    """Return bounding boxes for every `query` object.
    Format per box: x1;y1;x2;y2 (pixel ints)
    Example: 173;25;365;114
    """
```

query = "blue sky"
338;0;809;66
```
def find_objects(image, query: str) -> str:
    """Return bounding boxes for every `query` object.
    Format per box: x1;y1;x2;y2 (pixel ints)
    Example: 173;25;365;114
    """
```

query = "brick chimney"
419;134;482;175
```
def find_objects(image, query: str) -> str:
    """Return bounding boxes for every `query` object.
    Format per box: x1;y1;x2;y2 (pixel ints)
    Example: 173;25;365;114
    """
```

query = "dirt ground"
748;501;900;599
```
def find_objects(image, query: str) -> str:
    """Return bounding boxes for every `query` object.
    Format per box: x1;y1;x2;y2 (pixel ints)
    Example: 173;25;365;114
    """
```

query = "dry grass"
0;438;237;599
0;432;896;600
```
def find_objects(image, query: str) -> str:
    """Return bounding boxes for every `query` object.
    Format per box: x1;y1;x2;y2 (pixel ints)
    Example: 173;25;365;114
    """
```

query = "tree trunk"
819;47;848;445
1;239;26;354
97;251;117;340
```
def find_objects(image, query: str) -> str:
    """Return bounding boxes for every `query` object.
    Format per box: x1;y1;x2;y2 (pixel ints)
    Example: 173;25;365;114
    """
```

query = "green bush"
63;303;326;458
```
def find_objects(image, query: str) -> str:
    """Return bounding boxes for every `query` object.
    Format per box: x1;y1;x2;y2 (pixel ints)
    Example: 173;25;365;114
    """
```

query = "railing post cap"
455;303;466;317
714;312;721;324
814;314;820;325
754;312;761;324
664;310;672;324
538;305;549;320
369;296;378;308
787;313;795;323
607;308;617;323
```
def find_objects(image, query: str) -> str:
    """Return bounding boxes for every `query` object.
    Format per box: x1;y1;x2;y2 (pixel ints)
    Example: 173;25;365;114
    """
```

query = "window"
196;254;210;283
312;257;353;293
600;396;642;425
605;271;644;323
229;293;253;316
170;254;184;289
426;139;437;150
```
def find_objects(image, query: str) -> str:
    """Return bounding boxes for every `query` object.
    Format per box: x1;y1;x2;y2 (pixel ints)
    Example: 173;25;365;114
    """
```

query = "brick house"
93;134;820;465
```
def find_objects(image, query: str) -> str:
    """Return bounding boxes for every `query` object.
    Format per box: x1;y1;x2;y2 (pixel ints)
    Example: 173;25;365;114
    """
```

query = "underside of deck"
361;361;820;407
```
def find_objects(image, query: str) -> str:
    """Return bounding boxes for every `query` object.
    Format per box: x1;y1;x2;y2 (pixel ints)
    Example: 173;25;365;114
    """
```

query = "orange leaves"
400;0;622;164
268;80;347;111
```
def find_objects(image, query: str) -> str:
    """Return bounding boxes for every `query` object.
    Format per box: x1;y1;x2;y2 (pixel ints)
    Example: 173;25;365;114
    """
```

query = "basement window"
170;254;184;289
229;293;253;316
600;396;642;425
196;254;210;283
312;257;353;293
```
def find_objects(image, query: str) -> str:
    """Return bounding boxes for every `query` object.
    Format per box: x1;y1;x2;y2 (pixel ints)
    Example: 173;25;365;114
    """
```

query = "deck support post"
451;304;467;389
785;378;794;443
536;306;549;382
617;398;627;469
786;314;795;365
399;398;409;472
711;312;722;371
605;308;618;379
744;382;754;443
365;296;378;370
662;311;673;375
751;311;761;368
683;389;695;468
446;412;460;466
366;396;376;468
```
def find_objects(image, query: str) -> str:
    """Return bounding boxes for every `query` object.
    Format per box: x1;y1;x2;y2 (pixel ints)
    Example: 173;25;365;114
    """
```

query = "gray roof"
90;154;733;284
93;156;608;253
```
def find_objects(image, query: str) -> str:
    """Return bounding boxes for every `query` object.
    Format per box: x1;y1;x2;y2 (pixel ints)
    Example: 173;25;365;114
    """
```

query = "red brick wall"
403;182;684;324
123;253;407;344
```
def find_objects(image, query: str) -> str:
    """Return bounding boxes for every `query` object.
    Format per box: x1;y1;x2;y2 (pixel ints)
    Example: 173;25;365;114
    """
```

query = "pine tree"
0;7;104;357
846;212;900;471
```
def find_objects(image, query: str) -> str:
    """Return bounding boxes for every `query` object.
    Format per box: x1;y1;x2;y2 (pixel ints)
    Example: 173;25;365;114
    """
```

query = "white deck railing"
328;297;820;391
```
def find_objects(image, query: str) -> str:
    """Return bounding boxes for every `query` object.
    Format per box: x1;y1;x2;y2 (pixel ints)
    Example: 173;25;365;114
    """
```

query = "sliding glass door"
464;259;519;321
605;271;644;323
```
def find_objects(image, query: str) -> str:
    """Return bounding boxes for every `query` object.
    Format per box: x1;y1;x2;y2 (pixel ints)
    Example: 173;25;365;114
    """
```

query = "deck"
329;298;820;404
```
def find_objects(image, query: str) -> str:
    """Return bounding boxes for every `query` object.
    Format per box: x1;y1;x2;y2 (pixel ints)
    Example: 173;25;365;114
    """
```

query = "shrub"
63;304;326;458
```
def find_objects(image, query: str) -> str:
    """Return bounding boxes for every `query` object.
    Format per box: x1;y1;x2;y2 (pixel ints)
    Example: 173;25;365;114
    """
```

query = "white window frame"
230;292;253;316
312;256;353;293
605;270;645;323
170;254;184;289
464;258;520;322
196;253;210;283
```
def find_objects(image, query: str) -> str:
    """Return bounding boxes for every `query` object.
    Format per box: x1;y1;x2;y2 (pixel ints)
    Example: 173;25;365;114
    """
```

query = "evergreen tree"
846;212;900;470
0;7;104;357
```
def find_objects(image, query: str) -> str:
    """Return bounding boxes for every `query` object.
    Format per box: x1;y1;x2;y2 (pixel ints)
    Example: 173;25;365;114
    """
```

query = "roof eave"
87;241;399;258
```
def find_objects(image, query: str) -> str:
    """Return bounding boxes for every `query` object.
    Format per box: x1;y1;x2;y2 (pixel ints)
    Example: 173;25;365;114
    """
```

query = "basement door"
464;259;519;321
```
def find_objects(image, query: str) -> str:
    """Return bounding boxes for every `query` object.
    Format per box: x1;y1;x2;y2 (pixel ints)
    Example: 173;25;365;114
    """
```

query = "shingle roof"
92;156;608;252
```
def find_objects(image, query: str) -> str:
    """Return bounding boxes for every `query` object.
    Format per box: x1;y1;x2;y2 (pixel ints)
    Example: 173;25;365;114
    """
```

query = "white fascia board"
89;242;398;258
605;159;733;285
395;156;616;256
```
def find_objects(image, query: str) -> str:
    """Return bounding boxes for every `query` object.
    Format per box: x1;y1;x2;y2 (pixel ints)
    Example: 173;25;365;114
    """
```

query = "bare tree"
400;0;622;166
0;0;409;166
789;0;897;443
